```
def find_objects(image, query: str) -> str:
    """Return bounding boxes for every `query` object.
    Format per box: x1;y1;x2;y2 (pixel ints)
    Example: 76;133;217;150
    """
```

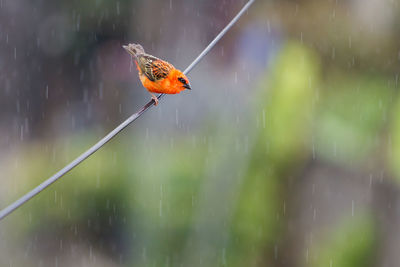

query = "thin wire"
0;0;255;221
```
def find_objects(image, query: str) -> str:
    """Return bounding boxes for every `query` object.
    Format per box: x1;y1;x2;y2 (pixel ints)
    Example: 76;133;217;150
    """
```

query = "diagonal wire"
0;0;255;221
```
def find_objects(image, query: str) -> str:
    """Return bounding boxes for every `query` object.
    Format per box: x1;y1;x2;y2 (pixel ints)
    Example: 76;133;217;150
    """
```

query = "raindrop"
87;104;92;119
80;69;85;81
142;247;147;261
369;174;373;188
283;200;286;215
262;109;266;128
159;199;162;217
16;99;20;113
5;78;10;94
116;1;120;15
333;141;337;157
14;47;16;60
20;125;23;141
312;142;315;159
305;248;309;262
96;173;100;188
99;82;103;100
45;85;49;99
74;52;80;65
83;88;88;102
76;14;80;31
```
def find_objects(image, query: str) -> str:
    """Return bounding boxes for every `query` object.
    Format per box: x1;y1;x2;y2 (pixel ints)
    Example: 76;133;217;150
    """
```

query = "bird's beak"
184;84;191;90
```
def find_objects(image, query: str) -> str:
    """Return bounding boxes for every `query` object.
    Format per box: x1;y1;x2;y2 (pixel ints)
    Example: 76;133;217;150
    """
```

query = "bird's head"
175;70;191;91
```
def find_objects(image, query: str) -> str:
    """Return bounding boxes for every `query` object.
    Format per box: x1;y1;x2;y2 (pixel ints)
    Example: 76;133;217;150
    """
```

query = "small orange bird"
123;43;191;105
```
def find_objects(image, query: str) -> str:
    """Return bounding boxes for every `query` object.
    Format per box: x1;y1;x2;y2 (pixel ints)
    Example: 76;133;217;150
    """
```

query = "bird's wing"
137;55;173;82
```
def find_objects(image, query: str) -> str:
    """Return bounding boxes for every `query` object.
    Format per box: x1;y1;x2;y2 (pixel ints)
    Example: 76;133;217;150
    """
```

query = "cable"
0;0;256;221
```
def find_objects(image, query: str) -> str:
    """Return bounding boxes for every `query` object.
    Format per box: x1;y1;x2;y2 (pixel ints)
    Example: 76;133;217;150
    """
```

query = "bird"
123;43;191;106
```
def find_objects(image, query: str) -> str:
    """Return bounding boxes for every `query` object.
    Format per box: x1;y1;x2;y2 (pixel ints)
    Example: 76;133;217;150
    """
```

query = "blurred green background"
0;0;399;266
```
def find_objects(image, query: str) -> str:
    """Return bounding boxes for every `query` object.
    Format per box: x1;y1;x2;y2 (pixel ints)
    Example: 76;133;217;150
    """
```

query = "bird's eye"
178;77;186;84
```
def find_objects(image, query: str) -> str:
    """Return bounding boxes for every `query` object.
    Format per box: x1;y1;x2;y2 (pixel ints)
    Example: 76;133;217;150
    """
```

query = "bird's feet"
151;94;159;106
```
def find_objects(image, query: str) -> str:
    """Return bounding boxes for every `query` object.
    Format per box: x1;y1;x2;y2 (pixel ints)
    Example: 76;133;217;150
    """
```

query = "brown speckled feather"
137;55;173;82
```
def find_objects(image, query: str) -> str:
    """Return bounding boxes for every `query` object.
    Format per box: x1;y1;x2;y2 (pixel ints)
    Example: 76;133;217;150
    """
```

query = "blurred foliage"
226;42;320;266
256;42;320;167
3;133;209;265
5;134;132;255
128;138;208;266
309;213;376;267
316;72;394;166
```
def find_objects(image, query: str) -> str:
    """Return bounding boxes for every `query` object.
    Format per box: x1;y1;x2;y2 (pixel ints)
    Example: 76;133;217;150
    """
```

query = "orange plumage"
123;43;191;105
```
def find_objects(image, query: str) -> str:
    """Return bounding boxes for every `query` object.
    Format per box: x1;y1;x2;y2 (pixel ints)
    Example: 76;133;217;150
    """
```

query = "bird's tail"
122;43;145;58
